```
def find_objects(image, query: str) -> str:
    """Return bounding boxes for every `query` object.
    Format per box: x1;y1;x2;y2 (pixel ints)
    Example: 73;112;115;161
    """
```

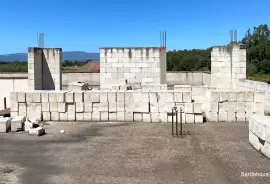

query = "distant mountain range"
0;51;100;61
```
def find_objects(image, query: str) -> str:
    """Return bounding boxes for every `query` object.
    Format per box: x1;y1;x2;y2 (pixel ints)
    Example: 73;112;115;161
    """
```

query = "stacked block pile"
249;115;270;159
99;47;164;89
205;90;264;122
10;90;203;123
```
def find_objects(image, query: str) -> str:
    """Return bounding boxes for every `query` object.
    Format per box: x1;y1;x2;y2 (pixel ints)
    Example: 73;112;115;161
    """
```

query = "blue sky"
0;0;269;54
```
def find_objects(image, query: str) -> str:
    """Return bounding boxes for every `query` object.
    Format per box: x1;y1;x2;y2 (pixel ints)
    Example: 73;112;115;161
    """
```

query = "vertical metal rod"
172;109;174;136
4;97;6;109
180;108;183;137
176;109;178;137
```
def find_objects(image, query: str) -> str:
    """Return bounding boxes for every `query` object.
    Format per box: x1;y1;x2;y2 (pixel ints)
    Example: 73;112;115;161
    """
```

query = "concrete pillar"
28;47;62;90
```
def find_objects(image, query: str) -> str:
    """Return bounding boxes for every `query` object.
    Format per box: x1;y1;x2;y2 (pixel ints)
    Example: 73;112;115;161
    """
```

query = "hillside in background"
0;51;99;61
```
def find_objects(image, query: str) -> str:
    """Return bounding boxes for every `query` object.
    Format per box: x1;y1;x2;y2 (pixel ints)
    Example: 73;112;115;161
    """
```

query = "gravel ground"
0;121;269;184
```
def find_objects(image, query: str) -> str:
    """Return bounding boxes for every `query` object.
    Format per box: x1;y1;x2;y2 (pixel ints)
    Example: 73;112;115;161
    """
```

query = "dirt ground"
0;121;269;184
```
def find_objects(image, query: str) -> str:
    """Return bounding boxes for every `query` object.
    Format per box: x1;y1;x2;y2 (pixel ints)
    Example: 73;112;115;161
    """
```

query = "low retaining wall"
236;79;270;113
10;90;204;123
249;115;270;159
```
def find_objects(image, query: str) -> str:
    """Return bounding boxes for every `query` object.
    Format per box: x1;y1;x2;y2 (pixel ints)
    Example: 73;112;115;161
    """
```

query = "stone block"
210;102;218;113
183;92;192;103
236;113;245;122
249;131;263;151
65;92;74;103
254;102;264;115
261;141;270;159
48;92;57;102
43;112;51;121
166;91;174;102
186;114;194;123
151;113;160;123
210;92;219;102
11;116;26;132
193;103;202;113
58;103;66;113
51;112;59;121
237;92;245;102
134;113;143;122
84;102;93;112
228;112;236;122
41;92;49;102
195;114;203;123
83;113;92;121
143;113;151;123
10;111;18;118
245;92;254;102
159;113;167;123
56;92;65;102
100;112;109;121
18;103;27;116
134;102;150;113
75;102;84;113
159;102;175;113
227;102;237;113
108;90;117;102
219;92;228;102
10;92;17;101
125;91;134;102
125;112;133;122
75;91;84;102
76;112;84;121
228;92;237;102
100;90;109;102
133;91;149;102
50;102;58;112
254;92;264;102
27;103;42;121
18;92;26;102
42;102;50;112
10;101;18;112
149;91;158;102
99;102;109;112
219;102;228;112
29;127;45;136
117;90;126;102
84;91;100;103
174;92;183;103
184;103;193;113
219;112;228;122
109;112;117;121
150;102;159;113
208;112;218;122
117;112;125;121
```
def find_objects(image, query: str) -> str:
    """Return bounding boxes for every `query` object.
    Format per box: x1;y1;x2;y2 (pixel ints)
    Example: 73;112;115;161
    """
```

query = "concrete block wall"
236;79;270;113
205;90;264;122
99;47;165;89
249;115;270;159
28;47;62;90
211;44;246;89
10;90;203;123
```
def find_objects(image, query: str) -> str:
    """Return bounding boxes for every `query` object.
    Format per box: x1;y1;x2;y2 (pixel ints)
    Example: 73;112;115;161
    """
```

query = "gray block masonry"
28;47;62;90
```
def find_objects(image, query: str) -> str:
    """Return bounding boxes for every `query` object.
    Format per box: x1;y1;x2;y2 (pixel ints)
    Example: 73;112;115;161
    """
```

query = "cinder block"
42;112;51;121
219;112;228;122
236;113;245;122
65;92;74;103
100;112;109;121
26;92;33;102
134;113;143;122
18;92;26;102
75;102;84;112
48;92;57;102
245;92;254;102
210;102;218;113
11;116;26;132
26;103;42;121
84;91;100;103
42;102;50;112
83;113;92;121
99;102;109;112
75;113;84;121
143;113;151;123
134;102;150;113
210;92;219;102
117;112;125;122
195;114;203;123
32;92;41;102
75;91;84;102
58;103;66;113
51;112;59;121
254;92;264;102
67;103;75;112
125;112;133;122
166;91;174;102
151;113;160;123
50;102;58;112
56;92;65;102
220;92;228;102
236;102;245;113
174;92;183;103
84;102;93;112
117;90;126;102
150;102;159;113
149;91;158;102
237;92;245;102
68;111;75;121
133;91;149;102
108;90;117;102
125;91;134;102
183;92;192;102
116;102;125;112
0;118;11;133
41;92;49;102
185;114;194;123
184;103;193;113
10;92;17;101
109;113;117;121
